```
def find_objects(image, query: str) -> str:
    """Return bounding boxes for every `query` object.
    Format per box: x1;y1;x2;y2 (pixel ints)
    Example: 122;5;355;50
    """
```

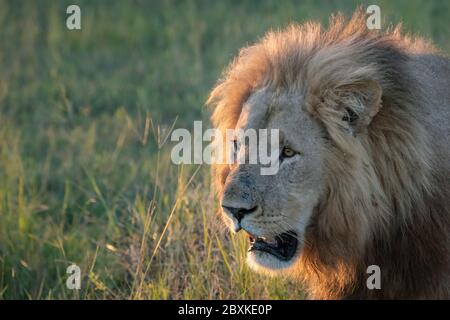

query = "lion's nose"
221;205;258;224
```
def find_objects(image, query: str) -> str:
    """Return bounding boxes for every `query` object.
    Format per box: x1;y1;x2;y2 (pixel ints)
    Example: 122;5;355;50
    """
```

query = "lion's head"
219;88;327;271
208;11;394;273
207;10;450;299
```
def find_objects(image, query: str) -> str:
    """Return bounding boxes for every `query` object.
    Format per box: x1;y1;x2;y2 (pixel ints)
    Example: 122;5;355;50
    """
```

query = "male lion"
207;11;450;299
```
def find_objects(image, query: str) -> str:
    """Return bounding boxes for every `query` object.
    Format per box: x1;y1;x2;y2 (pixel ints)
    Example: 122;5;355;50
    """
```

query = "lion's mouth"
247;231;298;261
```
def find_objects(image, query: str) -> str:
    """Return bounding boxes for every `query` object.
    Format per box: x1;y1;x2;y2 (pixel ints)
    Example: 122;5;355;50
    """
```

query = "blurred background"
0;0;448;299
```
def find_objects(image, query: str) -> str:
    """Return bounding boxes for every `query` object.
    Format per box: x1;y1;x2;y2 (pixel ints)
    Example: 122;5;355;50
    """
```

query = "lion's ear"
337;80;382;133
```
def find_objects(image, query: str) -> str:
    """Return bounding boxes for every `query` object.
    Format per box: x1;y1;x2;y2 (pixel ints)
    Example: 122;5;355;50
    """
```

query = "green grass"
0;0;448;299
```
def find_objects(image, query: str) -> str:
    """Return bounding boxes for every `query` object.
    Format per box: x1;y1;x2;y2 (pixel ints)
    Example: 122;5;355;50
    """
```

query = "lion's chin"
246;243;301;275
242;229;301;275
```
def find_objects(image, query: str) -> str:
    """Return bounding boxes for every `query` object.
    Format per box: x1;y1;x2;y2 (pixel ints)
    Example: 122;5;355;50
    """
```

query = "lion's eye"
281;147;296;158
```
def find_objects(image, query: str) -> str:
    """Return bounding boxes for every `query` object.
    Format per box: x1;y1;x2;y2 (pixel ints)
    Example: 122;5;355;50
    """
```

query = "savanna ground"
0;0;449;299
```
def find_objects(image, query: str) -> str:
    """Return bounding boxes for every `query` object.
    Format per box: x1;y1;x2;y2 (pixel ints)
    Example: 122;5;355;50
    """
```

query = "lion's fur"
207;10;450;299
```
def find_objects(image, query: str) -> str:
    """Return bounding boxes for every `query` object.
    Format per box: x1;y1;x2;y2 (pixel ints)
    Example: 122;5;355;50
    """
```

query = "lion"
207;10;450;299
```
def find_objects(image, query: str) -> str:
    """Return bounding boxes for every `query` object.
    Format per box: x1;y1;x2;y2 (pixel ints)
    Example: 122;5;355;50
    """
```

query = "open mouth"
247;231;298;261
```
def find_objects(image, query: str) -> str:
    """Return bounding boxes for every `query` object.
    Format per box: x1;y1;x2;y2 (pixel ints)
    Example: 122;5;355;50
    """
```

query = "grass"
0;0;448;299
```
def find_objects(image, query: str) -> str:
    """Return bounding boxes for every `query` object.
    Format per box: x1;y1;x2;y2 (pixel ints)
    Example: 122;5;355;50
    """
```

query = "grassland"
0;0;449;299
